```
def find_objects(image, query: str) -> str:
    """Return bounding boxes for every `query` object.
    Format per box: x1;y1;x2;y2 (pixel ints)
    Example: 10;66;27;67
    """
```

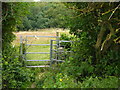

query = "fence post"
50;40;53;67
20;36;23;55
24;36;27;60
20;36;27;67
20;36;24;66
23;36;27;66
56;32;59;47
56;32;59;60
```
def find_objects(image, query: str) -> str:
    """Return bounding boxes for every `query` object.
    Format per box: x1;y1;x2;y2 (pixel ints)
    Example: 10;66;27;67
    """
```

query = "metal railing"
50;39;73;66
20;32;59;67
20;32;74;68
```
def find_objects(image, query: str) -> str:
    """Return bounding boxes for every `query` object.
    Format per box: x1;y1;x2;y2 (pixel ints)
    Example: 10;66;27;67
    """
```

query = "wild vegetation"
2;2;36;88
17;2;74;31
2;2;119;88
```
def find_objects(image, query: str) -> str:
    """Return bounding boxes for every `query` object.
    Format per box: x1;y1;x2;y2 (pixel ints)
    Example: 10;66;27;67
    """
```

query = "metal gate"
20;32;73;67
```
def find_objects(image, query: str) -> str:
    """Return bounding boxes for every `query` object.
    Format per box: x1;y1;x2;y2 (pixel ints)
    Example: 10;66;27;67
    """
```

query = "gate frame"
20;32;74;67
50;39;73;66
20;32;59;67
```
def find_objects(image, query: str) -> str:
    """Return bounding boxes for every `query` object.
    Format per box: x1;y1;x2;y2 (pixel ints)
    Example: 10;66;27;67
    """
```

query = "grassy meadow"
13;28;69;66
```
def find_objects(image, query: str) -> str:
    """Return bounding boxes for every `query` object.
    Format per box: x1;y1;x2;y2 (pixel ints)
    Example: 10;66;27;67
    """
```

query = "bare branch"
108;4;120;20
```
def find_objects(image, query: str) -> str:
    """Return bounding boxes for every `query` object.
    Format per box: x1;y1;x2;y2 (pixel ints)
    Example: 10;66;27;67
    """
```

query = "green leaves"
81;76;118;88
2;3;35;88
18;2;74;31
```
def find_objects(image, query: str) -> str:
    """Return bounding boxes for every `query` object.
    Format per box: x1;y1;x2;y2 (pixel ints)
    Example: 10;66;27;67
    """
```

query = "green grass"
25;37;57;66
13;28;70;66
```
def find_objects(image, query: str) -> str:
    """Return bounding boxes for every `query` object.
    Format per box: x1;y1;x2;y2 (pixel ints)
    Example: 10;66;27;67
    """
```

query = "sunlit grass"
25;37;56;66
13;28;70;66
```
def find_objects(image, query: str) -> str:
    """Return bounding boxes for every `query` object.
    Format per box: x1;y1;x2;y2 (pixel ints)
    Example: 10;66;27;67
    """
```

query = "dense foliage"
65;2;120;76
2;2;36;88
2;47;35;88
36;2;119;88
67;2;119;84
2;2;119;88
17;2;74;31
36;68;118;88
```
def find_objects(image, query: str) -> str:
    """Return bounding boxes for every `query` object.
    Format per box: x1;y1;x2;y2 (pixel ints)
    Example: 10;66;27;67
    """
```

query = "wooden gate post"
56;32;59;47
20;36;23;55
50;40;53;67
56;32;59;61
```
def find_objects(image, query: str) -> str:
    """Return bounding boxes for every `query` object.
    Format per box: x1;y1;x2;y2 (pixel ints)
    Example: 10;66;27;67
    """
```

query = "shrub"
41;71;78;88
2;47;35;88
59;33;75;50
36;63;118;88
80;76;118;88
60;32;119;78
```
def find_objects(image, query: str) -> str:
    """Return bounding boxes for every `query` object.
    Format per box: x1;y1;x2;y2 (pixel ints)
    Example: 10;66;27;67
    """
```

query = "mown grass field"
13;28;69;66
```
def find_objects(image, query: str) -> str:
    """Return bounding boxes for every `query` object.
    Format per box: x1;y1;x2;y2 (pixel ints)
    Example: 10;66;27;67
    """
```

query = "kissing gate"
20;32;72;67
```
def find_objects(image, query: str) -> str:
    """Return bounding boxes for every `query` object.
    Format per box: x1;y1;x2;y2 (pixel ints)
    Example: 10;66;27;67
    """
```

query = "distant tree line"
17;2;74;31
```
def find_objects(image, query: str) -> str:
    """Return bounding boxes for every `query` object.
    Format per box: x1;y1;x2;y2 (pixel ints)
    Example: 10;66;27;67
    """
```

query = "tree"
63;2;119;78
2;2;34;88
66;2;120;63
18;2;74;31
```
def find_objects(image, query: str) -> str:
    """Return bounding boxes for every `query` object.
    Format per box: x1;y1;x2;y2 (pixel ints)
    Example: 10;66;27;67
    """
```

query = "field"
13;28;69;66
